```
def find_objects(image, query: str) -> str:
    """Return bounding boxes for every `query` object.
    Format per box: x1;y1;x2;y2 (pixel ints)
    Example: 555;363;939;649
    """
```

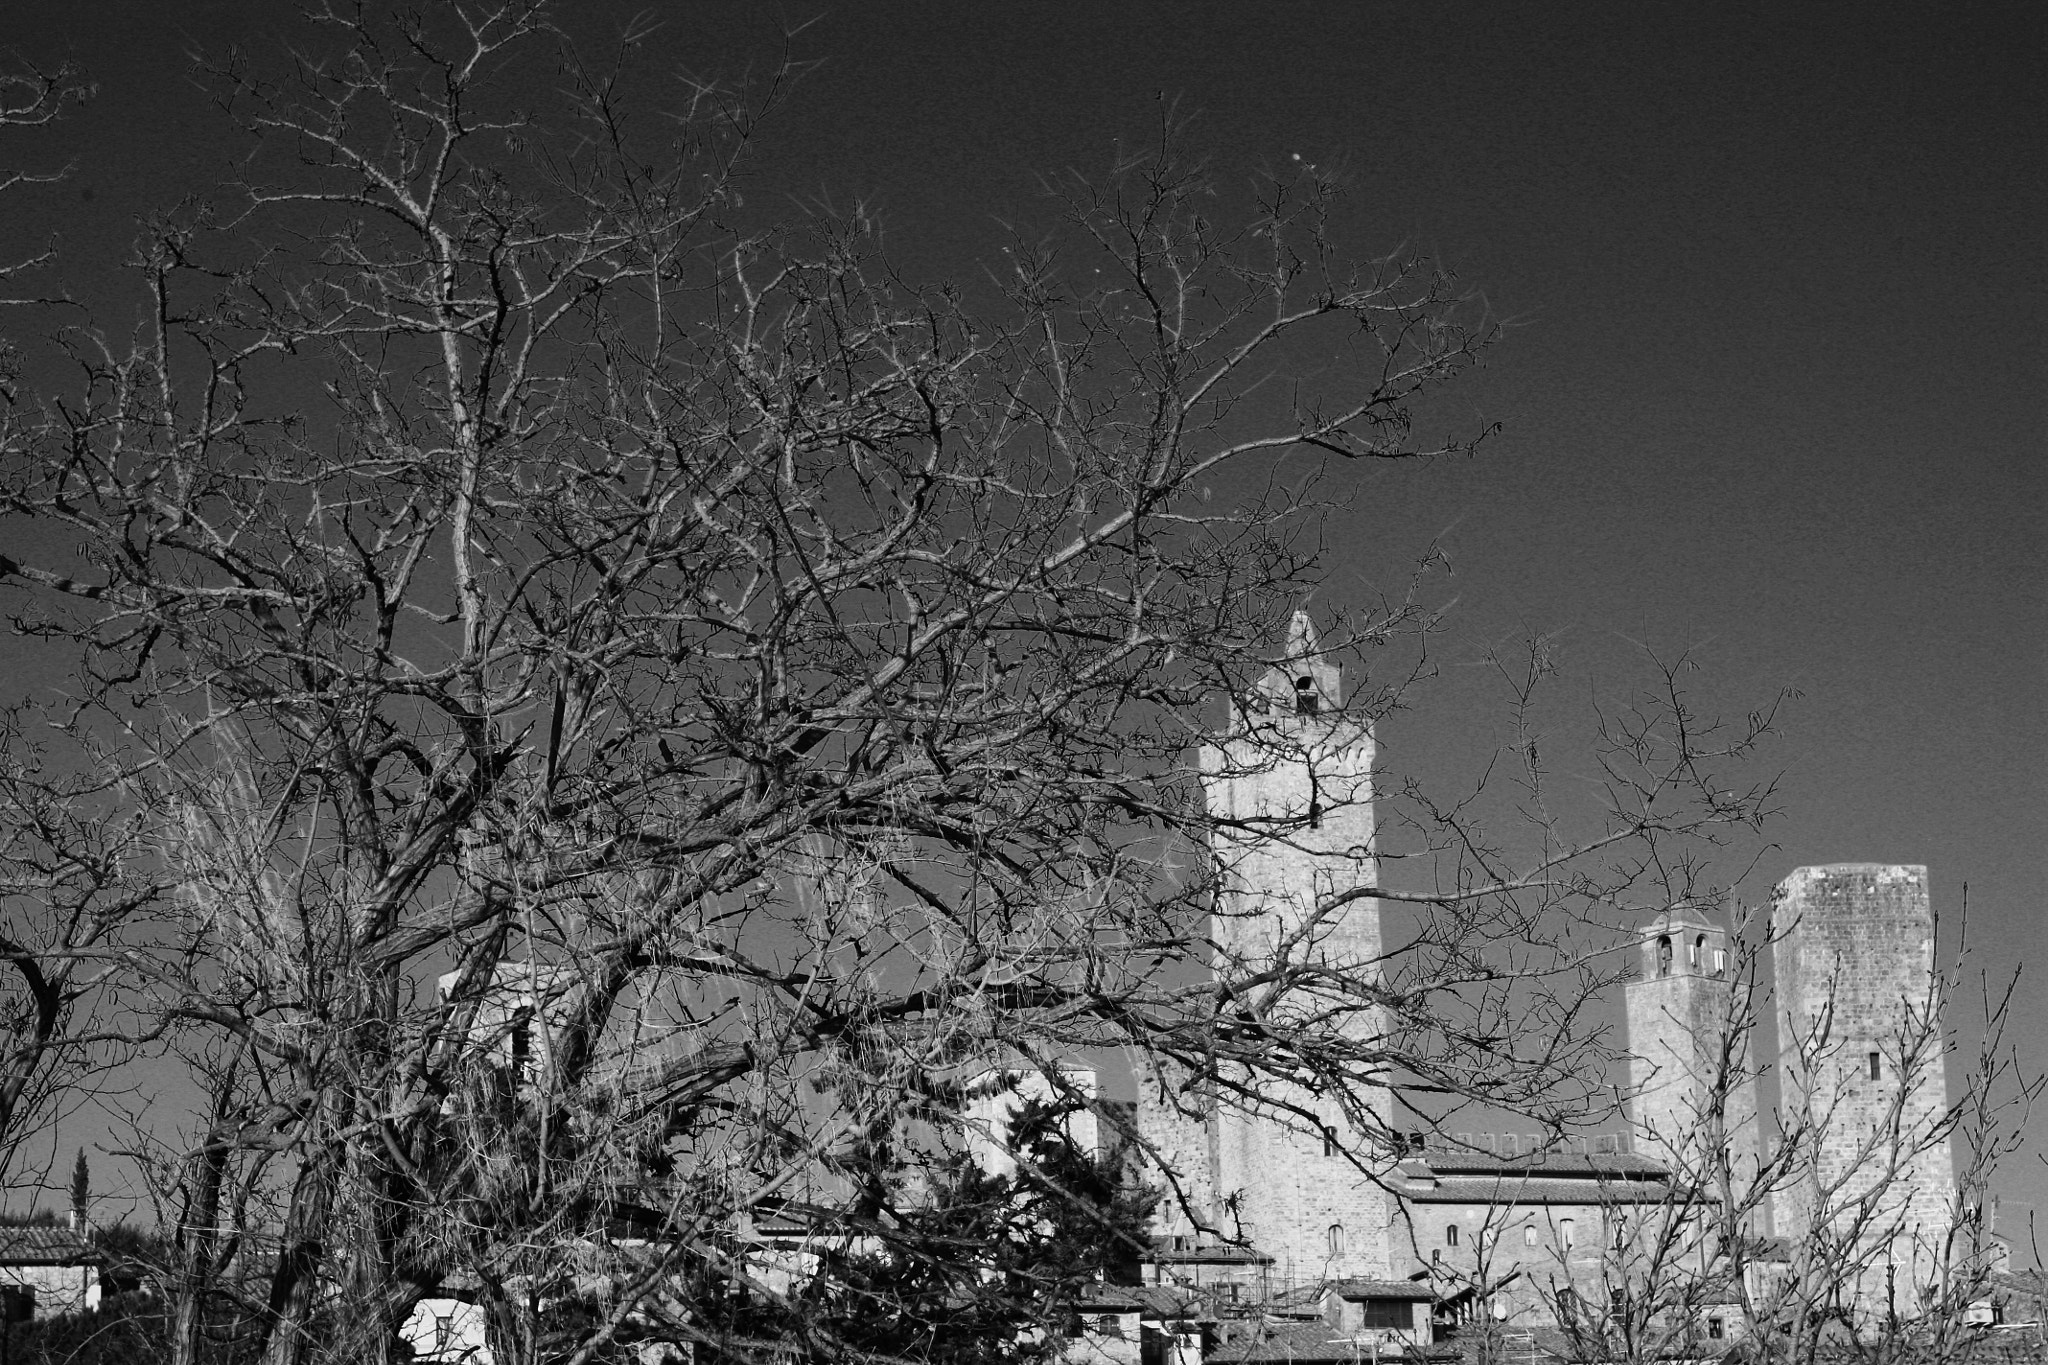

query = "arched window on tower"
1293;676;1320;716
1656;936;1673;978
1689;935;1703;969
1712;946;1727;977
1328;1224;1346;1257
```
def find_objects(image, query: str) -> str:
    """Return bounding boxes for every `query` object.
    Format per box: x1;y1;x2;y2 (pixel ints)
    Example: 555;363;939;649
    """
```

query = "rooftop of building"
1209;1319;1456;1363
1779;862;1929;888
1326;1278;1436;1301
0;1226;98;1265
1401;1151;1668;1179
1075;1282;1213;1318
1400;1175;1684;1205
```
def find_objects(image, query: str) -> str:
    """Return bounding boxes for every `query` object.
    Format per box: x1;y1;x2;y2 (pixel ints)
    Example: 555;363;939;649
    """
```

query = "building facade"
0;1227;101;1320
1131;618;1962;1344
1140;611;1394;1285
1622;908;1762;1217
1771;863;1956;1315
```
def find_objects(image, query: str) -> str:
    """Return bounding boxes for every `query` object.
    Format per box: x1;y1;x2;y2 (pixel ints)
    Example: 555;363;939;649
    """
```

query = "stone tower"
1771;864;1956;1314
1158;609;1390;1285
1623;908;1760;1210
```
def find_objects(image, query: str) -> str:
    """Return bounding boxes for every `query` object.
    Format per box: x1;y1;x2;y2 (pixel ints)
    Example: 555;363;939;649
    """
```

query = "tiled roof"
0;1227;97;1265
1406;1152;1668;1179
1143;1239;1275;1265
1076;1283;1211;1319
1400;1175;1680;1205
1209;1321;1449;1363
1327;1278;1435;1301
1438;1326;1577;1363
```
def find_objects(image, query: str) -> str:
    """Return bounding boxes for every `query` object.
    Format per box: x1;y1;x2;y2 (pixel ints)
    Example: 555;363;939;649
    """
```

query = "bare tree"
0;6;1793;1363
0;721;157;1199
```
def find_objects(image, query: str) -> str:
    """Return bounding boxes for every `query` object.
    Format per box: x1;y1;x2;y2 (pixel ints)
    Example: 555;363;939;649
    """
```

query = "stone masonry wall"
1772;864;1956;1313
1183;623;1394;1286
1623;912;1762;1219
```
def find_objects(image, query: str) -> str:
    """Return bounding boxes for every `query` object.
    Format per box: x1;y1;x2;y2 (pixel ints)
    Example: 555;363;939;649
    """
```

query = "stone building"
0;1226;101;1320
1623;906;1763;1215
1137;610;1392;1285
1771;863;1956;1315
1127;618;1961;1343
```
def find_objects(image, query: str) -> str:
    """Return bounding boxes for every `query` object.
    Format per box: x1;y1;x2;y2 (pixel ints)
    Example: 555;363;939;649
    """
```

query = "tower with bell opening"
1623;908;1761;1217
1136;610;1391;1286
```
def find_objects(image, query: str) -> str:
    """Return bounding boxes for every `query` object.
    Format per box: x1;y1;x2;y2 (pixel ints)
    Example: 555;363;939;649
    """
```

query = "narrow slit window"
1446;1224;1459;1248
1868;1051;1882;1081
1328;1223;1346;1257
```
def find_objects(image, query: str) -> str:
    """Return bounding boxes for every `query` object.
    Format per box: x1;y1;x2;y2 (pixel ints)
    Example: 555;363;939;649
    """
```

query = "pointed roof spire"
1286;608;1319;662
1249;608;1342;719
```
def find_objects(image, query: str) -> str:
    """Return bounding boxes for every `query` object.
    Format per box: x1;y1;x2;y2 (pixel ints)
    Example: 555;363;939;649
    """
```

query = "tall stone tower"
1623;908;1760;1212
1772;864;1956;1314
1155;610;1391;1285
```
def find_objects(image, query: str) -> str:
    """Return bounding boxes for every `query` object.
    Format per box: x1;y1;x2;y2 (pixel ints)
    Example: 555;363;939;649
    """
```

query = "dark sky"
6;0;2044;1241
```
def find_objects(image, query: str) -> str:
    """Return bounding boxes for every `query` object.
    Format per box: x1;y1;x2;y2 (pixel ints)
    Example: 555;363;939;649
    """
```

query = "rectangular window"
1360;1299;1411;1330
1559;1218;1576;1249
1868;1051;1882;1081
1523;1225;1538;1247
1708;1316;1725;1340
1323;1128;1339;1158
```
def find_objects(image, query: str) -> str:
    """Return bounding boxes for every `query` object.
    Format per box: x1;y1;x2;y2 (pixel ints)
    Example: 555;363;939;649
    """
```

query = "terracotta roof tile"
1401;1176;1681;1205
0;1227;97;1265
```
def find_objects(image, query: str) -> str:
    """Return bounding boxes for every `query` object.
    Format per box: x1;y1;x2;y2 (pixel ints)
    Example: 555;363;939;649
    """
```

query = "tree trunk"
262;1150;337;1365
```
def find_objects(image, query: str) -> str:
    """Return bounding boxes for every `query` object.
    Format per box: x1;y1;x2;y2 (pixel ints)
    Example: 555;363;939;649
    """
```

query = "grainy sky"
6;0;2043;1242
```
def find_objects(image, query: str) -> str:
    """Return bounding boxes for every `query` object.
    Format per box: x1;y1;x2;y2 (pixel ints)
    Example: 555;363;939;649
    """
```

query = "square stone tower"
1623;909;1761;1212
1771;864;1956;1314
1154;610;1391;1286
